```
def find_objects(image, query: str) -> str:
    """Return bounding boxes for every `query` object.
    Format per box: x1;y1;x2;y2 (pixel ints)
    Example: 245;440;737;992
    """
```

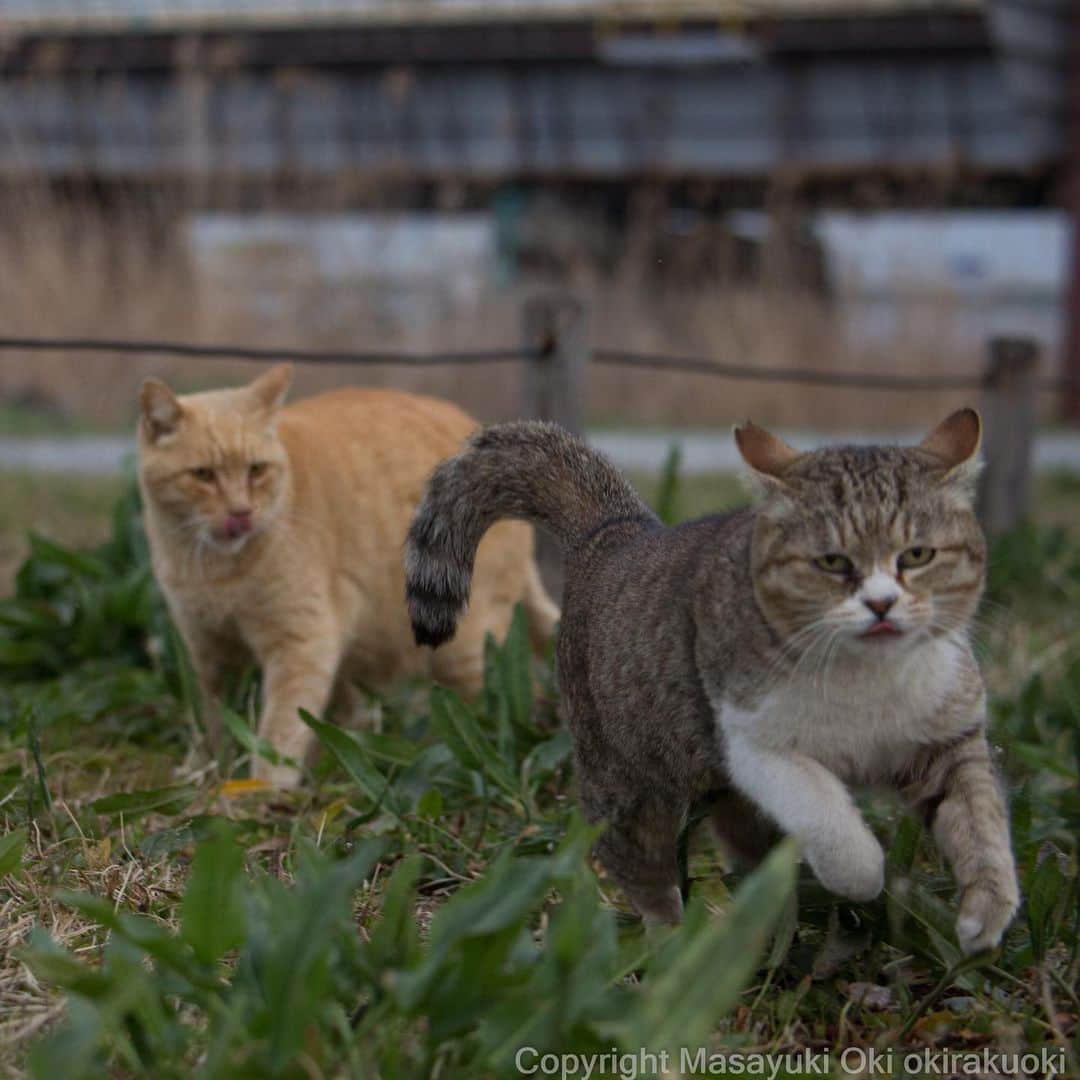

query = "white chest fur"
716;636;973;784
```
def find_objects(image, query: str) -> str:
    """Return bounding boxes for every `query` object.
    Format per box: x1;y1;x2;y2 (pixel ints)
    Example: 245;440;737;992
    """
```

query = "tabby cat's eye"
898;546;936;570
249;462;268;480
192;467;216;483
813;553;854;575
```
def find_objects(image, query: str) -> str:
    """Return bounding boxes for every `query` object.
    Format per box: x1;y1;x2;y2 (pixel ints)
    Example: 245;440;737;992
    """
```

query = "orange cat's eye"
249;462;268;480
191;467;216;483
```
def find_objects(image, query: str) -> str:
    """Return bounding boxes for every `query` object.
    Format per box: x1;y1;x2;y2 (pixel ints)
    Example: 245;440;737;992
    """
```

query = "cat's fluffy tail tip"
413;627;448;649
411;618;454;649
406;584;463;649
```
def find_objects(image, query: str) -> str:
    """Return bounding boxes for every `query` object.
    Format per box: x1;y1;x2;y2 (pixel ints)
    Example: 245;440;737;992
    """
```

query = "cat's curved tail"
405;421;654;648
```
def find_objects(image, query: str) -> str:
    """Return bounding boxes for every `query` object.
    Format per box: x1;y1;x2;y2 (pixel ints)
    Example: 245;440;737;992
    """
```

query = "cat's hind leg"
707;788;779;868
172;615;241;766
583;783;688;927
430;603;514;697
330;672;363;726
429;634;486;698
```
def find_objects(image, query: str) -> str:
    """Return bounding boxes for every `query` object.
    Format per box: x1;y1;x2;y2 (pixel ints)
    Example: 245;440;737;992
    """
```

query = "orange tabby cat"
137;364;558;787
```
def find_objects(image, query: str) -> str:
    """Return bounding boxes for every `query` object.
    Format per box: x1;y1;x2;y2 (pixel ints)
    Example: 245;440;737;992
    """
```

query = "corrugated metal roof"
0;0;985;33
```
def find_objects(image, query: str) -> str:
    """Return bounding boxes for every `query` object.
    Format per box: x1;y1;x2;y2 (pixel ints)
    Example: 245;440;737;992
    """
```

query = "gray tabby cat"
405;409;1019;953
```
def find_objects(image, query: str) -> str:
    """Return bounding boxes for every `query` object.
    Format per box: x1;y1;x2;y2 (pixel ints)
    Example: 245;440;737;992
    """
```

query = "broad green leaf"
392;743;461;809
391;822;595;1012
0;604;61;632
362;854;426;975
429;688;518;799
1027;849;1067;962
257;840;385;1070
181;822;247;965
20;929;114;999
1010;742;1079;781
26;533;109;581
767;888;799;970
479;881;624;1069
165;620;203;733
653;442;683;525
303;711;406;821
0;638;56;668
0;827;26;877
889;816;923;875
219;705;292;768
522;730;572;785
483;603;535;767
91;784;197;819
28;997;103;1080
629;840;797;1057
54;890;220;992
416;787;443;820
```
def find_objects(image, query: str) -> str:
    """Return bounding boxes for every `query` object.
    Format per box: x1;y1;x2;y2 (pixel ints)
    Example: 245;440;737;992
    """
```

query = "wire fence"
0;322;1070;536
0;336;538;367
0;334;1073;394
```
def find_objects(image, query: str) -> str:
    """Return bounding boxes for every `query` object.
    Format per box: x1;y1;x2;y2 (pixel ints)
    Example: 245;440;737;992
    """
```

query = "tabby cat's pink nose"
224;512;253;539
864;596;895;618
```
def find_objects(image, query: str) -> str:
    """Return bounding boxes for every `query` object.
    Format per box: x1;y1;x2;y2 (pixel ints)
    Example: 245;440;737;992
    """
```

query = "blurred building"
0;0;1073;386
815;210;1069;359
0;0;1068;201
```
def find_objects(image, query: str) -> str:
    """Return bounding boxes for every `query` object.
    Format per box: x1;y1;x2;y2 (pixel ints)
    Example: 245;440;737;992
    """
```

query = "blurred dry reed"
0;183;989;433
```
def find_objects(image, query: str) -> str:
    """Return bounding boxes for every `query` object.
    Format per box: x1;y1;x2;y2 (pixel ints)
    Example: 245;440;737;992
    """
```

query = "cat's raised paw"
806;830;885;902
956;876;1019;954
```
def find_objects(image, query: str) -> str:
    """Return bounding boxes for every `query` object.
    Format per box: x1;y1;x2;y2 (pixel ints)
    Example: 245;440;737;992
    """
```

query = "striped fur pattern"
405;410;1018;952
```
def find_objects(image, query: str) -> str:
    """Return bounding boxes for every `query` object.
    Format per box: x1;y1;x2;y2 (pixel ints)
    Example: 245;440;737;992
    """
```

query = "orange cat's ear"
734;421;800;482
140;378;184;442
918;407;982;471
247;363;293;415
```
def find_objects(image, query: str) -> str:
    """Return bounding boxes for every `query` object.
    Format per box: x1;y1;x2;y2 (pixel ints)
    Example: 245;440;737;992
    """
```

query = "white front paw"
956;875;1019;954
806;828;885;902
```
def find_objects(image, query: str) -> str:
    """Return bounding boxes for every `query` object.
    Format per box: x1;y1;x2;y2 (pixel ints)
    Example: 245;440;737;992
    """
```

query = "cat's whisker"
763;621;833;679
804;627;833;692
775;622;838;689
815;642;844;699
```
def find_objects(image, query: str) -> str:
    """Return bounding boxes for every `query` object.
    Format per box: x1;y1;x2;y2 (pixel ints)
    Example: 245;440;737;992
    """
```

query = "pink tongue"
224;515;252;539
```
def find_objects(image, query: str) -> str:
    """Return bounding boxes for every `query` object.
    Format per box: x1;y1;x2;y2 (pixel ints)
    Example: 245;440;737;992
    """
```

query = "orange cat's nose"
224;512;254;539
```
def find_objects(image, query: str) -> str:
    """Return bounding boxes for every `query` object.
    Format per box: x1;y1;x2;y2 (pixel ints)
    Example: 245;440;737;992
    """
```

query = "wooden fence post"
978;337;1039;538
520;294;589;599
521;293;588;435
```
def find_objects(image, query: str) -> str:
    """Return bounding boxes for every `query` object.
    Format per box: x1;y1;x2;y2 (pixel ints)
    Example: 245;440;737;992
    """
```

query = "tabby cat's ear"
734;421;801;488
918;408;982;491
140;378;184;442
247;363;293;415
919;407;981;467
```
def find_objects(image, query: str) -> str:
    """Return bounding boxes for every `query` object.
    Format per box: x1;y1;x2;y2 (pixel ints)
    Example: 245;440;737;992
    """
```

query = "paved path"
3;430;1080;476
592;430;1080;474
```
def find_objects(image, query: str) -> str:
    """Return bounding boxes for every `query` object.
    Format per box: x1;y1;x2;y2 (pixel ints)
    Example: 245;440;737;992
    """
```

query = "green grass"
0;471;124;595
0;404;122;438
0;467;1077;1079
